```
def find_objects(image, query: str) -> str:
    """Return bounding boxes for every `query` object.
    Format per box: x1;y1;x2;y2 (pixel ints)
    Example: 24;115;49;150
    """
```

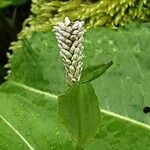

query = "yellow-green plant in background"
31;0;150;28
12;0;150;40
16;0;150;38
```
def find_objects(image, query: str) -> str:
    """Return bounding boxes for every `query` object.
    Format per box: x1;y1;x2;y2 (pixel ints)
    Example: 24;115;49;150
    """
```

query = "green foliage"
84;113;150;150
0;0;30;84
80;61;113;84
84;23;150;125
0;82;150;150
0;0;27;8
0;23;150;149
58;83;100;149
0;82;74;150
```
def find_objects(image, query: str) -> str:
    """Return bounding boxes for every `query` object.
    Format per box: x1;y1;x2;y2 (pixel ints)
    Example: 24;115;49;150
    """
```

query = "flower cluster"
53;17;85;85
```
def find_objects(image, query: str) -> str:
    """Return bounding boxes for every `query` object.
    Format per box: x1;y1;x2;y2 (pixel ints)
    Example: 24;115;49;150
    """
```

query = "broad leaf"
84;23;150;125
0;82;150;149
84;112;150;150
0;23;150;149
0;82;74;150
80;61;113;84
58;83;100;149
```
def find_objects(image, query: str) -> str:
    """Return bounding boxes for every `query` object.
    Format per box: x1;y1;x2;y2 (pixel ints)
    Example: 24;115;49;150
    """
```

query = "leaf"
0;0;27;8
0;82;150;149
84;111;150;150
58;83;100;149
0;82;74;150
83;23;150;125
10;34;67;95
80;61;113;84
0;23;150;149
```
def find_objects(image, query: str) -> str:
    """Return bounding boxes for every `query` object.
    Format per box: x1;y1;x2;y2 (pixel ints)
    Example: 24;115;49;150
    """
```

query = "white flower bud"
79;37;84;43
65;59;72;65
72;30;79;35
57;44;62;49
70;35;77;41
61;49;72;58
70;45;75;54
71;54;78;61
59;35;66;42
78;43;83;48
61;43;70;50
53;26;60;31
62;31;71;38
59;22;66;30
74;69;80;79
66;26;73;33
65;39;72;46
60;51;67;60
76;64;82;70
72;23;79;30
78;56;82;62
68;73;73;79
77;31;84;37
69;65;75;75
74;47;80;54
64;17;71;26
71;78;77;82
72;41;79;47
78;61;83;66
72;60;78;68
77;74;81;81
55;32;60;37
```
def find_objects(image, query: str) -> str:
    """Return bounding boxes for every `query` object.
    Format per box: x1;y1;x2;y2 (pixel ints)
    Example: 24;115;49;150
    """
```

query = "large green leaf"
58;83;100;149
84;112;150;150
86;23;150;125
0;23;150;149
0;82;74;150
0;82;150;149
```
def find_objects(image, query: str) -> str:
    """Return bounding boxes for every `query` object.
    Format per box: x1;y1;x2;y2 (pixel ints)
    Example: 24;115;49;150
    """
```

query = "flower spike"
53;17;85;85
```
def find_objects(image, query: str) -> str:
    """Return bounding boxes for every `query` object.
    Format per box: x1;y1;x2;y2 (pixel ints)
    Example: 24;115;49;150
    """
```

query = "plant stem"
77;132;82;150
76;99;82;150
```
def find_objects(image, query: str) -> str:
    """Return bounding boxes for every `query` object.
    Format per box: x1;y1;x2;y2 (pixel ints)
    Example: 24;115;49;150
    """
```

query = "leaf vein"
11;81;58;100
101;109;150;130
0;115;35;150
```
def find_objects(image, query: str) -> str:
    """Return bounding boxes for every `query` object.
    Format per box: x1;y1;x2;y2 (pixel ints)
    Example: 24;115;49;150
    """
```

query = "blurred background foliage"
0;0;150;84
0;0;31;84
0;0;28;8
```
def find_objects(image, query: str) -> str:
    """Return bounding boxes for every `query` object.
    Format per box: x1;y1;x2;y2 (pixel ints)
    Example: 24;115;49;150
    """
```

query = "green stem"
76;98;83;150
77;132;82;150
